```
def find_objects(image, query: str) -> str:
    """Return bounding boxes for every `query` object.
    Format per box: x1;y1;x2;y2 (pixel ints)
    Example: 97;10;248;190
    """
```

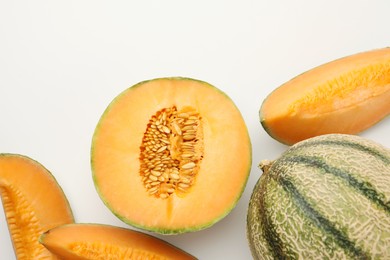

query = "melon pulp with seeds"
91;77;251;234
247;134;390;259
39;223;197;259
0;153;74;259
260;47;390;145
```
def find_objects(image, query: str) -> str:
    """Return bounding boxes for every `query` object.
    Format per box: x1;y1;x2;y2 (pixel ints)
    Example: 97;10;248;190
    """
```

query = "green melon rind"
247;134;390;259
91;77;252;234
247;167;275;260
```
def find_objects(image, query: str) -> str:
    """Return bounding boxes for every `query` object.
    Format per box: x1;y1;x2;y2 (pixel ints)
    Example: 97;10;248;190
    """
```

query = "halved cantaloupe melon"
91;77;252;234
40;223;197;259
260;47;390;145
0;153;74;259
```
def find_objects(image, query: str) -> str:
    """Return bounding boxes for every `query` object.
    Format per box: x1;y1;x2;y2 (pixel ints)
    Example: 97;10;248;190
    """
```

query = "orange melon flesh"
91;77;251;234
40;223;197;259
260;47;390;145
0;153;74;259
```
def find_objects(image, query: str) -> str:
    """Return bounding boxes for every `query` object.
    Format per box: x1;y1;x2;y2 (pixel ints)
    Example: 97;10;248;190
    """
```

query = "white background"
0;1;389;259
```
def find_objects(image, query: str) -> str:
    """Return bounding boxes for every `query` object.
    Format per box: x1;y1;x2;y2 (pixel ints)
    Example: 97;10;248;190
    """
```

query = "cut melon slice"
91;77;252;234
0;153;74;259
260;47;390;145
40;223;197;259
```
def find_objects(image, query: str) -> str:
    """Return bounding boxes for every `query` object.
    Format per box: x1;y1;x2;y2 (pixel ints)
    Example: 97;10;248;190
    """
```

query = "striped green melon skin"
247;134;390;259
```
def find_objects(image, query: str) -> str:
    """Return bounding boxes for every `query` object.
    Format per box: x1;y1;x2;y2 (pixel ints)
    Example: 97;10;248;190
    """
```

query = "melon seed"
170;173;180;180
182;162;195;169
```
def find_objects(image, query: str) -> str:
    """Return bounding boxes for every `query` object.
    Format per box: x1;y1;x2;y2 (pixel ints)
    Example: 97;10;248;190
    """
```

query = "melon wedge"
260;47;390;145
0;153;74;259
91;77;252;234
40;223;197;259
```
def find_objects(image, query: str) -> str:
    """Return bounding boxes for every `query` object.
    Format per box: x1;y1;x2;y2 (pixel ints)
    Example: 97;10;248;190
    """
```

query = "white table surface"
1;1;389;259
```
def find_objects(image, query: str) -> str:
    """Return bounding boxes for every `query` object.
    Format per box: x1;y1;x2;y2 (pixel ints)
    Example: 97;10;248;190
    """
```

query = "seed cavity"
69;242;168;259
0;185;45;258
139;106;203;199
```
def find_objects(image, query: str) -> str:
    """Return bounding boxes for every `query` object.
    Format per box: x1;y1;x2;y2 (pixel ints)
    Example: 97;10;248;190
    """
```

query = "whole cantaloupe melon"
247;134;390;259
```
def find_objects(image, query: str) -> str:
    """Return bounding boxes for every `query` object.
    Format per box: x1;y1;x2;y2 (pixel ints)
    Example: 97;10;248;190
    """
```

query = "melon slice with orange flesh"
260;47;390;145
91;77;252;234
40;223;197;259
0;153;74;259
